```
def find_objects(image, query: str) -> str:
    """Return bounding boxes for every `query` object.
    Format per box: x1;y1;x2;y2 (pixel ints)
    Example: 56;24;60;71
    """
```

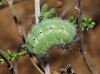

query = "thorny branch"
0;51;16;74
76;0;94;74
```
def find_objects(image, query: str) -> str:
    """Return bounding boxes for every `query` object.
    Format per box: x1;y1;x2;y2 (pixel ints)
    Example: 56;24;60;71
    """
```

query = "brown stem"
0;0;26;10
30;57;44;74
7;0;27;44
0;51;16;74
76;0;94;74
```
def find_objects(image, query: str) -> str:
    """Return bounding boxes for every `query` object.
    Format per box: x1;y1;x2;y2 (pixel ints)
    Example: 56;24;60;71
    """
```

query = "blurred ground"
0;0;100;74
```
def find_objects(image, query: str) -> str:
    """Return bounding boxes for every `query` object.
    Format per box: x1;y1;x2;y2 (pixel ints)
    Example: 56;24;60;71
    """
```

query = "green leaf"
87;28;89;31
1;61;5;65
7;50;13;57
82;27;84;31
22;44;27;50
69;16;96;31
0;2;2;6
41;4;48;12
88;18;92;23
11;57;16;62
39;4;56;21
91;22;95;26
2;51;9;58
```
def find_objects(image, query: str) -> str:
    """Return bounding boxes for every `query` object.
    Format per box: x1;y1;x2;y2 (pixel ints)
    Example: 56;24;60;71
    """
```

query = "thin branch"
59;0;77;18
35;0;40;24
7;0;27;44
76;0;94;74
14;42;23;74
0;0;26;10
34;0;50;74
0;51;16;74
43;59;51;74
30;57;44;74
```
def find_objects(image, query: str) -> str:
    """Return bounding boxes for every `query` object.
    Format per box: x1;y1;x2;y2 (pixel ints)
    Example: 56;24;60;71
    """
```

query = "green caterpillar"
25;4;95;58
26;17;76;57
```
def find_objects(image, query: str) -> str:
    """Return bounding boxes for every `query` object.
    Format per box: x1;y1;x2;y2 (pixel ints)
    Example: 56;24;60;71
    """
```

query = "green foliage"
22;44;27;50
38;4;56;21
39;4;95;31
0;0;2;6
68;16;95;31
0;50;27;65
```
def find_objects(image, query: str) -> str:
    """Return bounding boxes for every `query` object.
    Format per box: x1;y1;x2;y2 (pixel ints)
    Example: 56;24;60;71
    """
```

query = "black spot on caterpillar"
26;17;76;57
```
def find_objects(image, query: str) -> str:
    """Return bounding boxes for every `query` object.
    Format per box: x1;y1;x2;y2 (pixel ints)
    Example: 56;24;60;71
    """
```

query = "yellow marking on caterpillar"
44;31;47;35
63;30;66;34
36;37;40;41
54;29;57;33
33;45;36;48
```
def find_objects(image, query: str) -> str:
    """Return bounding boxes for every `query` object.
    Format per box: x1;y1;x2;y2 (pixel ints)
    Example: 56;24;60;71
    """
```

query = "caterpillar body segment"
27;17;76;57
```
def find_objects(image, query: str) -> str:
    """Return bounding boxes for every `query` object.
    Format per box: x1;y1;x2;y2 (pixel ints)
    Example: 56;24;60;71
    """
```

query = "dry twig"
34;0;51;74
0;0;26;10
76;0;94;74
0;51;16;74
43;58;51;74
7;0;27;44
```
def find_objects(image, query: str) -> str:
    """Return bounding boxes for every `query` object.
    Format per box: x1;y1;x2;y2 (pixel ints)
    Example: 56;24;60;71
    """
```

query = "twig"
30;57;44;74
0;51;16;74
7;0;27;44
59;0;77;18
14;42;23;74
34;0;50;74
0;0;26;10
76;0;94;74
35;0;40;24
43;59;51;74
